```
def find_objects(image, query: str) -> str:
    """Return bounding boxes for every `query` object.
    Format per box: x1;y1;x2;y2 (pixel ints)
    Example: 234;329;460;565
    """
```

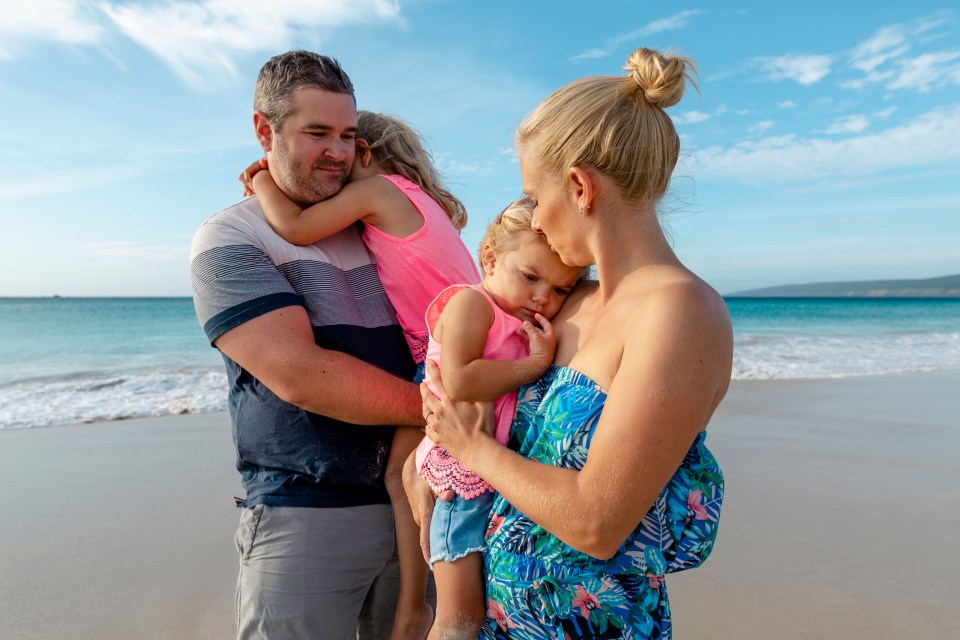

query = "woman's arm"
437;288;556;402
423;282;733;559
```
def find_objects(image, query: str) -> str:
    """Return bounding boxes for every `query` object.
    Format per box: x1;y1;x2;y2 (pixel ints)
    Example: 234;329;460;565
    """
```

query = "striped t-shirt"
190;197;414;508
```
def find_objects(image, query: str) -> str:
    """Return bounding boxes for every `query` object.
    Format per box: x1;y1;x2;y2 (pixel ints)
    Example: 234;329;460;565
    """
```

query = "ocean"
1;296;958;429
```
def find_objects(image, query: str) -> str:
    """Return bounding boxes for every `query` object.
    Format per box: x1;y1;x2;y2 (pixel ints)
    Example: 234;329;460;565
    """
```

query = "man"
190;50;426;640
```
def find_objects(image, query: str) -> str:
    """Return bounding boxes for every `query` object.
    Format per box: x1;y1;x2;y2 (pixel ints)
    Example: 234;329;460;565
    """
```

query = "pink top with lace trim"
415;284;527;499
361;174;480;363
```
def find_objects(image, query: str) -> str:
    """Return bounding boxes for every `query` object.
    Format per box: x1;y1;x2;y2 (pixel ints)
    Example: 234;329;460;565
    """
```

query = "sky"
0;0;958;297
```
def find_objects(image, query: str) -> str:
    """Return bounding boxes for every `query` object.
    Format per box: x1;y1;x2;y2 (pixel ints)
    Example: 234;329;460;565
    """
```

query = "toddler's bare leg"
386;426;434;640
429;553;485;640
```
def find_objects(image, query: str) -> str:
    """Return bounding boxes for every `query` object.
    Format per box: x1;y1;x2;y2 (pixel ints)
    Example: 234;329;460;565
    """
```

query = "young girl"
415;197;590;639
239;110;480;640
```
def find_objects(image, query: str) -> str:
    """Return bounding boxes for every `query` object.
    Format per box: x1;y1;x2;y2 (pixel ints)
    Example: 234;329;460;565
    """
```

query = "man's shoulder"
194;198;263;238
190;198;263;255
191;198;372;271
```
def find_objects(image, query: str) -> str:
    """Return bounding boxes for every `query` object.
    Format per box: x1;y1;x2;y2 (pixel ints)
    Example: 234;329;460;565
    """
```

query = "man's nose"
530;213;542;234
323;138;351;162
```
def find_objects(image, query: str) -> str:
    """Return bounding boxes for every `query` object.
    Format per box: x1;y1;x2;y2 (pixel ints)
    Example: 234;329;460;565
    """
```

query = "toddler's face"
482;236;582;324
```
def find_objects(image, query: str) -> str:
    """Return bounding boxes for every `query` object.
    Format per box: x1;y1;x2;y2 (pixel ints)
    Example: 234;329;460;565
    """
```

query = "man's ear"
568;165;597;214
253;112;274;153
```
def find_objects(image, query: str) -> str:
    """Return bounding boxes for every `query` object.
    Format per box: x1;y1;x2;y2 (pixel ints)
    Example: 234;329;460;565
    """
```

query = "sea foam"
0;368;227;429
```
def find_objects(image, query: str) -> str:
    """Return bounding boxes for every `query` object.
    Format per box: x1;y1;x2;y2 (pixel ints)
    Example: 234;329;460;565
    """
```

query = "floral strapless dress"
481;367;724;639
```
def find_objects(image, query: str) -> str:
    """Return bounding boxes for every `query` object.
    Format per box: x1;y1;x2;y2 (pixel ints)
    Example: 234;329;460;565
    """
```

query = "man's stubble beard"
270;134;348;207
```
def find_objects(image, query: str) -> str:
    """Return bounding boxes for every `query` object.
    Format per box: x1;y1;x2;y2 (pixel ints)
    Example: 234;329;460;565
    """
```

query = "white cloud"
886;50;960;92
673;110;711;125
748;120;775;135
0;0;103;56
101;0;403;87
825;114;870;134
682;105;960;185
85;241;187;263
571;10;702;61
777;100;796;109
851;25;910;74
845;14;960;93
757;53;833;85
572;48;607;61
874;107;897;119
0;164;141;200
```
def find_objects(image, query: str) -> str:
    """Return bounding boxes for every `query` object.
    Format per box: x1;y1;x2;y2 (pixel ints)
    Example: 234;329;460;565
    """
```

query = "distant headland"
728;273;960;298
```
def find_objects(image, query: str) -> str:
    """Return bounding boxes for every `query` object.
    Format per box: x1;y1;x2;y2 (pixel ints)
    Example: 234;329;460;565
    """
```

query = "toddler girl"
416;196;590;639
240;110;480;640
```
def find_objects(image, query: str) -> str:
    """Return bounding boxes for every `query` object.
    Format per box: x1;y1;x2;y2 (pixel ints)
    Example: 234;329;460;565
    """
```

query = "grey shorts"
235;503;398;640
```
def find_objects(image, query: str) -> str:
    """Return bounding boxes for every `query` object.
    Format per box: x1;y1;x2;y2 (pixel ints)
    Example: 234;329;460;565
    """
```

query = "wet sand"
1;371;958;639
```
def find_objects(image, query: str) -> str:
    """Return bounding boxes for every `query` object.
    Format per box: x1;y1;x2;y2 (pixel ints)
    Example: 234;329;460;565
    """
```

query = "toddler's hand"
238;157;268;197
520;313;557;374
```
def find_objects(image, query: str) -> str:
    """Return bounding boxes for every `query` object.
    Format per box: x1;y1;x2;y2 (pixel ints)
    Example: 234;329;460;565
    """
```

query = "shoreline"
2;372;959;638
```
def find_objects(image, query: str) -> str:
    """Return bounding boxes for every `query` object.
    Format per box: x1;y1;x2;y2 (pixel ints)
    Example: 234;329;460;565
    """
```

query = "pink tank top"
361;174;480;363
415;284;527;499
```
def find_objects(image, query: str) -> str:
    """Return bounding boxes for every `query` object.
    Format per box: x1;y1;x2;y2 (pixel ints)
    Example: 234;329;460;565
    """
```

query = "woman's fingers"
423;359;449;403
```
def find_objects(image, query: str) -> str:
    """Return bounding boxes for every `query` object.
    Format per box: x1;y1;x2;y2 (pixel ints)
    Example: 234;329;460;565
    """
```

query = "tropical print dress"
481;366;724;639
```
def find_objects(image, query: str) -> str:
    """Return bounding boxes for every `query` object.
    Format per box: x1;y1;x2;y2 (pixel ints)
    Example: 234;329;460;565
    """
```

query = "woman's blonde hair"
357;110;468;230
515;47;697;207
479;196;592;280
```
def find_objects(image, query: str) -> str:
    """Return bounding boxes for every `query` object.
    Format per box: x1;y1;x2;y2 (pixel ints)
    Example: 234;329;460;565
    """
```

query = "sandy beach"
2;371;958;639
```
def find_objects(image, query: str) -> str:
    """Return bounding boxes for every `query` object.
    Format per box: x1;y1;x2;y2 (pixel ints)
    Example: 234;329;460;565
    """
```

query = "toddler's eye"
522;272;537;282
554;287;571;296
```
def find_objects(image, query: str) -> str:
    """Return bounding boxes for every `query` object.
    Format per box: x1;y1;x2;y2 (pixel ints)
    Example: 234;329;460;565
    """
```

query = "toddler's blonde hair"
479;196;592;281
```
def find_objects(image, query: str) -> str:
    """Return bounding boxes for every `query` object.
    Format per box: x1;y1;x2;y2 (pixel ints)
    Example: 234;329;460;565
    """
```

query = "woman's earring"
578;206;583;216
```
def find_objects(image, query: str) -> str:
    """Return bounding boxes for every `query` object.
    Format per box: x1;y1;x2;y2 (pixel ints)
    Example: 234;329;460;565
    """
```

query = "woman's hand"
238;157;268;197
420;360;495;463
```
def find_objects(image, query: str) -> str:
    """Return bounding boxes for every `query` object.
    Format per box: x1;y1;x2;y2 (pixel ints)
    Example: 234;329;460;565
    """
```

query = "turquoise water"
0;297;958;428
0;297;218;386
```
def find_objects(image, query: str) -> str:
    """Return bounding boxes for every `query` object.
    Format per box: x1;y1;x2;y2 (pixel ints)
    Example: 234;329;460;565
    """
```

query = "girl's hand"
238;157;268;197
402;449;438;563
421;360;495;461
521;313;558;375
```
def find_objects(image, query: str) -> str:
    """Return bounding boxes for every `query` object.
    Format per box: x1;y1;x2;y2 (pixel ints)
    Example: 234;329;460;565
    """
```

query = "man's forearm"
214;305;425;427
283;348;424;425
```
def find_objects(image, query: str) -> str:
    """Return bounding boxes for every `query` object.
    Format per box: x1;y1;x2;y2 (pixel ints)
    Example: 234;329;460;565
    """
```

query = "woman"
410;47;732;639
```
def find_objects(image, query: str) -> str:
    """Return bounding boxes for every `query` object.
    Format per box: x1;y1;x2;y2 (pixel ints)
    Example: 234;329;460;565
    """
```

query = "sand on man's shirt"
1;371;958;639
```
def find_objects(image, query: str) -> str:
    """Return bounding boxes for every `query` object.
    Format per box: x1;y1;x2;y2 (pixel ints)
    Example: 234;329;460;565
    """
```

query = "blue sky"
1;0;957;296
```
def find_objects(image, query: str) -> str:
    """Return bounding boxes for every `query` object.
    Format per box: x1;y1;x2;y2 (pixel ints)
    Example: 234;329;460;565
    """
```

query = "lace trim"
419;446;493;499
407;331;429;364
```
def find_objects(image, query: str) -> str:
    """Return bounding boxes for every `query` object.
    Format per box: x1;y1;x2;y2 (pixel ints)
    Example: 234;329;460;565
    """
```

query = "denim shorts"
429;491;495;566
413;362;426;384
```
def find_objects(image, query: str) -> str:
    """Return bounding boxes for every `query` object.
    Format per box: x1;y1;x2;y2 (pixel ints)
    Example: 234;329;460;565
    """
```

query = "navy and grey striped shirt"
190;197;414;508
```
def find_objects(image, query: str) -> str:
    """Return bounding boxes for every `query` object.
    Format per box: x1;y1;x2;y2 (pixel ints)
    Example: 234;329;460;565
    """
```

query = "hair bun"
624;47;697;109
